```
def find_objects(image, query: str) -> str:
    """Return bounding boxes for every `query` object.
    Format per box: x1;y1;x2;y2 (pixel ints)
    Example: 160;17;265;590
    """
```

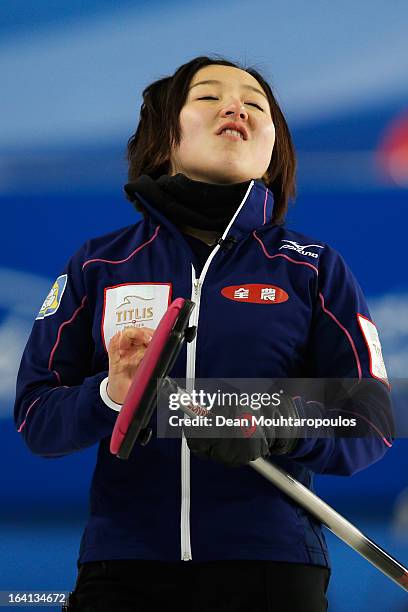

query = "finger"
141;327;155;343
119;327;149;350
128;326;154;344
121;344;147;367
143;327;155;336
108;331;122;354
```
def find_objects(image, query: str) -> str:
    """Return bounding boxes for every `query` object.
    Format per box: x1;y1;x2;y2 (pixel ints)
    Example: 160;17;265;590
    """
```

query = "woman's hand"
107;327;155;404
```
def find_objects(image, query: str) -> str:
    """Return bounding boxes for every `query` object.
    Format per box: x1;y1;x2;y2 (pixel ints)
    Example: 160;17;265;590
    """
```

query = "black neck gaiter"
125;173;252;232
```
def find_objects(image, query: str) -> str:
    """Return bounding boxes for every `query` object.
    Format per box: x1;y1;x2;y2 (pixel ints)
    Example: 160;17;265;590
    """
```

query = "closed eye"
197;97;264;111
247;102;264;111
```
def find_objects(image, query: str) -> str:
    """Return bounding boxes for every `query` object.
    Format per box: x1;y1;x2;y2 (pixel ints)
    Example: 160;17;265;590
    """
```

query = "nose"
220;100;249;121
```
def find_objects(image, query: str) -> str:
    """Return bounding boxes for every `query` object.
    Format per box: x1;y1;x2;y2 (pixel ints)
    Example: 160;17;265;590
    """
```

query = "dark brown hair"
127;55;296;224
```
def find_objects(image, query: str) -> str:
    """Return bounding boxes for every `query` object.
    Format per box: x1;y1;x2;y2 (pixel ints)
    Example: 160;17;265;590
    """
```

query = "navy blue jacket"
14;179;394;567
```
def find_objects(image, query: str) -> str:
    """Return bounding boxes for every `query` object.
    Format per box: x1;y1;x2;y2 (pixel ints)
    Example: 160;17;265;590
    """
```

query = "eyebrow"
189;79;268;100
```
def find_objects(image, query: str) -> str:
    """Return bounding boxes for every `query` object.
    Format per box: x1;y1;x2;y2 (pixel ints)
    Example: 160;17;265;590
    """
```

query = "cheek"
260;122;276;152
179;107;206;145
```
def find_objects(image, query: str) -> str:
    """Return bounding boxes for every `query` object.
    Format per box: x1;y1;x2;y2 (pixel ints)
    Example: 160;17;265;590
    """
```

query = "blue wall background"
0;1;407;609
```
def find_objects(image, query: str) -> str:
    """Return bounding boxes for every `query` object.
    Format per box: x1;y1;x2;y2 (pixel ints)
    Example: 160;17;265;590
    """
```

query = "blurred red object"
377;109;408;187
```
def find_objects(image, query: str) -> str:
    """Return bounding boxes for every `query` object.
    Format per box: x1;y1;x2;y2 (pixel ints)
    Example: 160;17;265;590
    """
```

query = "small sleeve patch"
357;314;388;383
36;274;68;320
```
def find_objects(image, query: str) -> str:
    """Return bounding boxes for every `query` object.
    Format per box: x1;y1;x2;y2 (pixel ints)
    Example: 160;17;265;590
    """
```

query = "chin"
204;167;253;185
181;163;254;185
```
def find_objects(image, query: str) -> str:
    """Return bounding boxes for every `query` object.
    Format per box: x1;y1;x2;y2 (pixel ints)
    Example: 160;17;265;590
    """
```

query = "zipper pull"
193;278;201;299
217;235;238;251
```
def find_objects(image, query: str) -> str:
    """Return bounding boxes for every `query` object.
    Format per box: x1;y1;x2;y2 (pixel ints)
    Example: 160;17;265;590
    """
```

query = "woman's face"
169;64;275;184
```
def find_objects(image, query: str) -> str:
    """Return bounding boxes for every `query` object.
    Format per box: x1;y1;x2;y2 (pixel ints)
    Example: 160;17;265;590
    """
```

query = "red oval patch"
221;284;289;304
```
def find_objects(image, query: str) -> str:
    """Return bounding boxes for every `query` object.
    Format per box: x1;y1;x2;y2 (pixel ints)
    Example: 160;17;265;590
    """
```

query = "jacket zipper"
180;270;201;561
180;181;255;561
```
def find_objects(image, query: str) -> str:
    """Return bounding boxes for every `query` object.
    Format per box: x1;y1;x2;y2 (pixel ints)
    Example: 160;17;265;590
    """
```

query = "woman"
14;56;394;611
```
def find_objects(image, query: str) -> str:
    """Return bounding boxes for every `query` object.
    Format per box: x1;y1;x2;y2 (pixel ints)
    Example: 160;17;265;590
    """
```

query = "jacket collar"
228;179;275;239
128;178;275;242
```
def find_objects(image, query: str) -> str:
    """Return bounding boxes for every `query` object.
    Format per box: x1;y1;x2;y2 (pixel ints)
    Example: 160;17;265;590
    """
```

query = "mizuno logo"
279;240;324;259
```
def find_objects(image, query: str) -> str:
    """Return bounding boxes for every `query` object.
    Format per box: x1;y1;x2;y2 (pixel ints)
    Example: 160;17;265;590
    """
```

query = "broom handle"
250;457;408;591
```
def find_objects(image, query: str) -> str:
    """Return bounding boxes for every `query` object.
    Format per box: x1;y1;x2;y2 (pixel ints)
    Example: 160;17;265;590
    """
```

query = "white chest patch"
102;282;172;351
357;314;388;384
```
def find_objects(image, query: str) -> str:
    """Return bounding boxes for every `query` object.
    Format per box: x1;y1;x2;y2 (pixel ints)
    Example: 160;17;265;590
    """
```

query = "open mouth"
219;128;245;140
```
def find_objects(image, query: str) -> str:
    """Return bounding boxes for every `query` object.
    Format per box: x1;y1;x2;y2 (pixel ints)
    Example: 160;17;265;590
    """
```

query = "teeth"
221;128;244;139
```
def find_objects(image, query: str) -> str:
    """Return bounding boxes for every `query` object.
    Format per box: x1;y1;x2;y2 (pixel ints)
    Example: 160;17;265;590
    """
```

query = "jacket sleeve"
14;244;117;457
285;246;395;476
